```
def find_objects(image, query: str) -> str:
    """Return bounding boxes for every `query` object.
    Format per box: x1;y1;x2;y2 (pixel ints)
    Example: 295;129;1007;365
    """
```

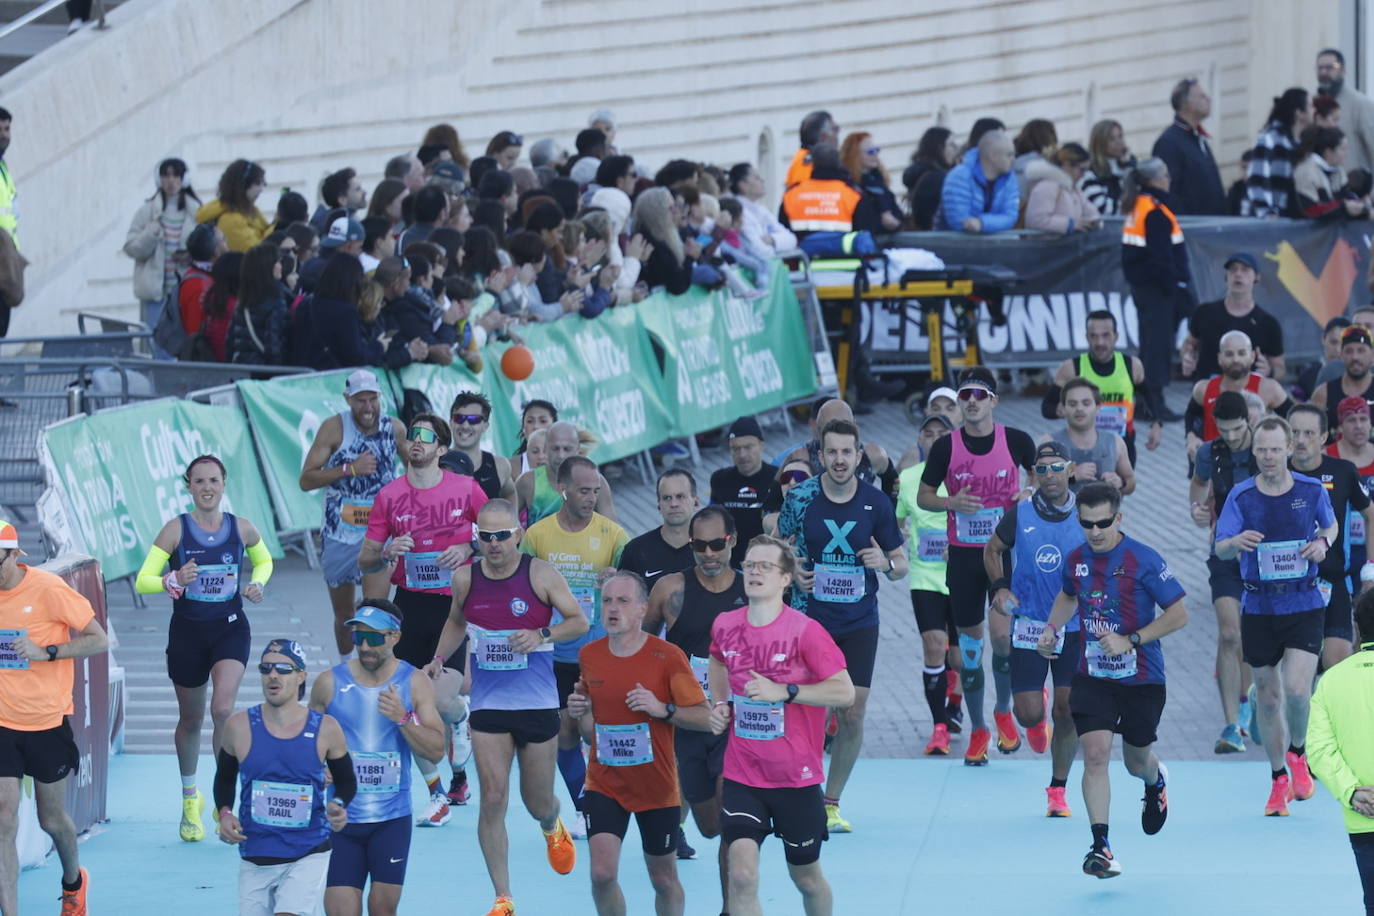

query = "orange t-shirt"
580;635;705;812
0;567;95;731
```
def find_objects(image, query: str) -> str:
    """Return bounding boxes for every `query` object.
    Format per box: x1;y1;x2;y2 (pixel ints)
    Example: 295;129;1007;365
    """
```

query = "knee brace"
959;633;985;693
993;654;1012;675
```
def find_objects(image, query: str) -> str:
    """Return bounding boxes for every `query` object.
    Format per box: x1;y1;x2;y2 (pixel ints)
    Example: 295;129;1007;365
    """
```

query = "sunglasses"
350;630;388;647
690;537;730;552
864;146;881;155
957;388;992;401
1034;462;1069;475
258;662;300;675
407;427;438;443
477;527;518;543
1079;517;1116;530
451;414;486;426
780;470;811;485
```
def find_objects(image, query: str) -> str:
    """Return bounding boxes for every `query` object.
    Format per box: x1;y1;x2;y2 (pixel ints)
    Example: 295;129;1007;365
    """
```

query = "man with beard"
1045;377;1134;495
439;392;516;501
1313;325;1374;433
1185;331;1288;460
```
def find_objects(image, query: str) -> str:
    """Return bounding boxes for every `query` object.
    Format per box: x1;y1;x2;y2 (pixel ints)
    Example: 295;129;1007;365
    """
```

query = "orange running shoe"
1045;786;1072;817
1287;751;1315;800
483;896;516;915
964;727;990;766
924;723;951;756
1027;719;1051;754
59;867;88;916
1264;774;1295;817
994;711;1021;753
544;818;576;874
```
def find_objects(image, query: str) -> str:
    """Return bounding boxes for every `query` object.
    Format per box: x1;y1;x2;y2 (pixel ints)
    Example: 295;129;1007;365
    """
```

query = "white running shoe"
568;810;587;839
416;793;452;827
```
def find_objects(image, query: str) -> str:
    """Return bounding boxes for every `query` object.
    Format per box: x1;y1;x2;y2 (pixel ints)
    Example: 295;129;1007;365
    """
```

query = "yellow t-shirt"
0;567;95;730
521;512;629;660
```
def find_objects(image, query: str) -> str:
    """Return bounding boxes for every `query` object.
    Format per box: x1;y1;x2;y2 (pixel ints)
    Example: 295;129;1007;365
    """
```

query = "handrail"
0;0;67;43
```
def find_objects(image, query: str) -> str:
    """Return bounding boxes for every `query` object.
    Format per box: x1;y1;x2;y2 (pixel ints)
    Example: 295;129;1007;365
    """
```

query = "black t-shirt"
618;529;694;595
919;426;1038;489
1291;454;1370;577
1187;300;1285;380
709;462;781;566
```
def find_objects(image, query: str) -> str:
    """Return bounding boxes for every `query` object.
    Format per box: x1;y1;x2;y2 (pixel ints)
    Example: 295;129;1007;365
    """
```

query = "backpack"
152;288;186;355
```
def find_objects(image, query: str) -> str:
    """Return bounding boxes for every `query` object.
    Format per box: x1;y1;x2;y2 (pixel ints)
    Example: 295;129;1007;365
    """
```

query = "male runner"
619;469;697;596
311;600;446;916
1288;404;1373;669
1312;324;1374;431
429;499;588;916
1044;308;1162;463
1038;482;1187;878
985;443;1086;815
215;640;354;916
778;419;905;832
522;456;630;839
299;369;406;661
1327;397;1374;606
1045;377;1134;494
0;522;108;916
776;398;895;497
709;417;780;568
644;506;746;909
918;367;1037;764
1215;416;1337;816
568;572;711;916
1187;391;1257;753
708;534;853;916
440;392;516;501
515;421;615;526
1185;331;1288;460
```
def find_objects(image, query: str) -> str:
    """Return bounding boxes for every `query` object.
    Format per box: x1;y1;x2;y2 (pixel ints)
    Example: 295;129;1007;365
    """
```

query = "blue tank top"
1009;498;1084;631
173;512;244;622
326;661;414;823
239;706;329;861
465;555;558;712
322;411;400;545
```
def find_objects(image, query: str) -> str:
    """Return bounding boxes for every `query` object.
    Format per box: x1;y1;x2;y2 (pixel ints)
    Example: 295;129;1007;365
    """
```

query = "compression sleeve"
246;539;274;587
327;753;357;807
213;748;239;812
136;546;172;594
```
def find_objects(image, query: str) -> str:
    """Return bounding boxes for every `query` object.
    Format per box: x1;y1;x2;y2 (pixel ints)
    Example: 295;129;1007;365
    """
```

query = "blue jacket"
937;147;1020;232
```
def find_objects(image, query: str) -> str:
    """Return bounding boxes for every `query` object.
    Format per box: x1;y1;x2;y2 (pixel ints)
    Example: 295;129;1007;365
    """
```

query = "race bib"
186;564;237;602
1257;540;1306;582
474;629;527;671
339;498;374;532
595;722;653;766
0;629;28;669
916;529;947;564
1318;578;1333;607
1012;616;1065;653
404;551;451;590
813;563;864;604
1096;405;1128;436
353;750;402;794
1085;641;1137;680
954;507;1003;544
571;585;599;627
732;695;785;740
689;655;711;698
1351;513;1366;546
250;780;313;828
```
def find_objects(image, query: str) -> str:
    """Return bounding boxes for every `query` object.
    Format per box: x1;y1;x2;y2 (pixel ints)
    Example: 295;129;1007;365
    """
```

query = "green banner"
39;400;282;581
638;262;816;437
236;371;398;532
483;306;674;462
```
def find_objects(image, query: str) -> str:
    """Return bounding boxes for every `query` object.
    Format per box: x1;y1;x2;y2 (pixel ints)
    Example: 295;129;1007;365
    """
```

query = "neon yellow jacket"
1307;644;1374;834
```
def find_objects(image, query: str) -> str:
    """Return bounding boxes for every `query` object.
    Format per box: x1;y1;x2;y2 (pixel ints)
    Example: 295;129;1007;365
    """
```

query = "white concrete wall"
0;0;1343;337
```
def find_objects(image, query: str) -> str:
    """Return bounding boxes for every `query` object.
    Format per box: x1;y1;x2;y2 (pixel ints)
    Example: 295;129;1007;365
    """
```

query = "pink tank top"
943;425;1020;548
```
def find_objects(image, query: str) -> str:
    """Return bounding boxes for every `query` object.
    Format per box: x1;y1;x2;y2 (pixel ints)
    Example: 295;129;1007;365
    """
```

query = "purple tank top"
944;425;1020;548
465;555;558;711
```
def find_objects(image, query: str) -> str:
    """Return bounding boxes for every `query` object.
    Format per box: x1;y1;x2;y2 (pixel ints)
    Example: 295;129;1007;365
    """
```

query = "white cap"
344;369;382;398
927;386;958;405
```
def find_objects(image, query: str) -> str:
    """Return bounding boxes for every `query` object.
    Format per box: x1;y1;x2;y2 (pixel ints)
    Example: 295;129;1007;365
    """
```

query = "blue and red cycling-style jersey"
1060;535;1186;686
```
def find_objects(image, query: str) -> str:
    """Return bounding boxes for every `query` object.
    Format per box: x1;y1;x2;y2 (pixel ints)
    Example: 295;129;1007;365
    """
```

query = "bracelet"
218;808;234;820
1046;623;1058;637
713;700;730;708
399;710;417;726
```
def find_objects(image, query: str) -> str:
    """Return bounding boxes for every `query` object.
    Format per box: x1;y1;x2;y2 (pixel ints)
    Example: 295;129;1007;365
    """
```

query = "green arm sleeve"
136;546;171;594
246;539;274;587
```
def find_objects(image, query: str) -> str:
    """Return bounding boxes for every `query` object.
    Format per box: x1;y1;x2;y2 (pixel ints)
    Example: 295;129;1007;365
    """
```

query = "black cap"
1223;251;1260;274
728;416;763;440
957;366;997;394
920;413;955;432
1035;441;1071;462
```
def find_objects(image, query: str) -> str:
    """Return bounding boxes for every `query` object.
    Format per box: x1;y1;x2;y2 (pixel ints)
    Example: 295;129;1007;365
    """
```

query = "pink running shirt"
365;470;488;594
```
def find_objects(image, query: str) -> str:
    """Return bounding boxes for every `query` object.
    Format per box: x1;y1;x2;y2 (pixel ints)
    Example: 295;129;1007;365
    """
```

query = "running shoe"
964;727;990;766
483;896;516;916
1246;685;1262;746
825;803;852;833
447;774;470;806
1026;688;1051;753
1082;846;1121;879
1237;696;1254;738
1045;786;1072;818
1287;751;1315;800
994;711;1021;753
675;826;696;860
945;699;964;734
58;867;88;916
416;793;452;827
1214;723;1245;754
924;723;951;756
569;810;588;839
1141;763;1168;835
544;818;577;874
1264;774;1295;817
179;789;205;842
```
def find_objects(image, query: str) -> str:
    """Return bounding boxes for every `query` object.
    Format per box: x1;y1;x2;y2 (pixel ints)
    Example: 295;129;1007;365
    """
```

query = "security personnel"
784;110;839;189
780;144;877;241
0;107;17;247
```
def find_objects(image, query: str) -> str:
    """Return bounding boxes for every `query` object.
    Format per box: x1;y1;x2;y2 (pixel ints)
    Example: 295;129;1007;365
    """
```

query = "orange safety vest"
781;179;861;232
785;147;812;188
1121;193;1183;248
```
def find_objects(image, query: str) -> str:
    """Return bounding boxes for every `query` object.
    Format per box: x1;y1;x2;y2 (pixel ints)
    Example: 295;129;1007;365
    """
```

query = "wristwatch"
659;703;676;721
784;684;800;703
539;626;553;643
1128;632;1142;648
45;645;58;662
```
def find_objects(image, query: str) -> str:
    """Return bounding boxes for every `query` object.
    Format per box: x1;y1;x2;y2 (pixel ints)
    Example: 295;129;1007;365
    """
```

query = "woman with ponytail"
124;158;202;330
195;158;271;252
1241;88;1313;217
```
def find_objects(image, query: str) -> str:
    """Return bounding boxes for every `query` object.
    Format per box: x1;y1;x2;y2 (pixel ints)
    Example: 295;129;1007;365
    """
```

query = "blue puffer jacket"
936;147;1020;232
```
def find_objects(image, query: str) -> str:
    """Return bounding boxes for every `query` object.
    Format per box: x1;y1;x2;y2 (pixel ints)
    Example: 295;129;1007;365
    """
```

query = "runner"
429;499;588;916
298;369;406;661
1045;377;1134;494
515;421;616;526
568;571;711;916
357;413;487;827
708;417;781;568
1036;482;1188;878
777;398;895;497
897;389;960;469
1288;404;1373;669
1186;391;1256;753
643;505;747;909
1044;308;1162;465
521;455;630;840
135;453;274;842
917;366;1037;764
1312;325;1374;431
619;468;697;596
1326;397;1374;607
778;418;905;832
707;534;854;916
1215;416;1337;816
440;392;516;501
513;399;558;476
1185;331;1288;460
895;413;964;754
985;443;1086;815
0;521;108;916
214;639;353;916
761;459;811;536
310;600;447;916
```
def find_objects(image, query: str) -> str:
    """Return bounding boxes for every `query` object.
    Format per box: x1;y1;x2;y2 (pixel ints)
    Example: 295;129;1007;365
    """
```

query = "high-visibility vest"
785;147;812;188
1121;192;1181;248
0;160;19;247
781;179;861;232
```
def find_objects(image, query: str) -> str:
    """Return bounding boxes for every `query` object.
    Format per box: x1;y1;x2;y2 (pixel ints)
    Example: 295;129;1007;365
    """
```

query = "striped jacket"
1240;122;1298;218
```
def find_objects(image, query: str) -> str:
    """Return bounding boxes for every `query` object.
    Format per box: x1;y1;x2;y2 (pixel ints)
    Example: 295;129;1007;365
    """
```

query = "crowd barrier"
36;263;816;583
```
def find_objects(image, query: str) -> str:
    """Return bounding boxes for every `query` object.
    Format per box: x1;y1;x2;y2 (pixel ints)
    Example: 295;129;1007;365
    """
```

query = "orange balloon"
500;345;535;381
